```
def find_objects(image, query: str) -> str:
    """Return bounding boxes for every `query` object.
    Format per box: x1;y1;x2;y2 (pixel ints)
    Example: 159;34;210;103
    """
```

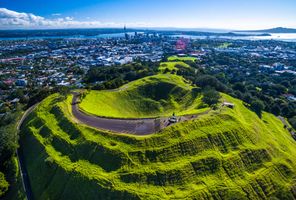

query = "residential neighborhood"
1;33;296;116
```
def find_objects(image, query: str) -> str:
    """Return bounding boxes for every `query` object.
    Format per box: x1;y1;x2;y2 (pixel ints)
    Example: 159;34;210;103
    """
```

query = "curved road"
72;94;162;135
16;104;38;200
72;93;210;135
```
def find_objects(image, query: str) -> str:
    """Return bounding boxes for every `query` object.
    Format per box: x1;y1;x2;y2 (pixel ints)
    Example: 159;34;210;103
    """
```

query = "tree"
195;75;227;92
0;128;17;165
0;118;18;198
202;87;221;107
27;88;53;108
163;68;170;74
233;82;246;93
288;116;296;130
0;172;9;197
271;104;281;116
250;99;265;117
57;86;71;100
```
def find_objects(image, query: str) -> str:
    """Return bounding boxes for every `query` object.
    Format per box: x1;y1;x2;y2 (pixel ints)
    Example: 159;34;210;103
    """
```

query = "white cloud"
0;8;151;29
65;16;74;21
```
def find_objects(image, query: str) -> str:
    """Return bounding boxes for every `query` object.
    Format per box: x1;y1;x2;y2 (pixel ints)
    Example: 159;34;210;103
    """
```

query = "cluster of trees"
84;61;159;90
289;116;296;129
190;73;291;118
168;56;295;121
25;86;71;108
0;85;71;198
198;50;296;125
202;87;221;108
0;109;21;198
0;172;9;197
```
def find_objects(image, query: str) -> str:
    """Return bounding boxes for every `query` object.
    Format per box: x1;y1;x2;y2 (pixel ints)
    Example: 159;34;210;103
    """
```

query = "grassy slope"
79;74;208;118
167;56;197;62
20;91;296;199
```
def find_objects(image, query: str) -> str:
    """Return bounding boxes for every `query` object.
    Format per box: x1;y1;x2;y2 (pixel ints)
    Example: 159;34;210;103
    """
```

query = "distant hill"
239;27;296;33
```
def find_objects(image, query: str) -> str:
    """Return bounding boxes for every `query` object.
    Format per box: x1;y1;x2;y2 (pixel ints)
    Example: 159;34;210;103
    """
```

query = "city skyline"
0;0;296;30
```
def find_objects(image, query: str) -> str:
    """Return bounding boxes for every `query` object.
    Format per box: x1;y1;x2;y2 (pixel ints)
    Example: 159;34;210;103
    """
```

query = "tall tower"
124;24;129;40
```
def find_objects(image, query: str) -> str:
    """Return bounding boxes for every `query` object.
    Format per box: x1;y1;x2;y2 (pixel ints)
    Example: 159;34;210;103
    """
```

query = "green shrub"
0;172;9;197
202;87;221;107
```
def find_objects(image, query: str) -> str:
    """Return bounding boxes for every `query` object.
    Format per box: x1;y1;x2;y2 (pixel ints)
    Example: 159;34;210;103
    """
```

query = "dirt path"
278;116;296;140
72;93;210;135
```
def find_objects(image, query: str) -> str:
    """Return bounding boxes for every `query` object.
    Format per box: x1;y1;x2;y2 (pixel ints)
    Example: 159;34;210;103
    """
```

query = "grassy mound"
79;74;207;118
20;90;296;199
158;62;190;73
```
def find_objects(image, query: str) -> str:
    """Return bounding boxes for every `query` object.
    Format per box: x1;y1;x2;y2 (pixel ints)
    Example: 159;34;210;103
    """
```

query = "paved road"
16;104;38;200
72;93;210;135
72;94;161;135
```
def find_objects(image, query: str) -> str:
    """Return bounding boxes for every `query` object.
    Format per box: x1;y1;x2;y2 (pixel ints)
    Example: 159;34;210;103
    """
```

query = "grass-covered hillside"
158;61;190;73
79;74;208;118
20;89;296;199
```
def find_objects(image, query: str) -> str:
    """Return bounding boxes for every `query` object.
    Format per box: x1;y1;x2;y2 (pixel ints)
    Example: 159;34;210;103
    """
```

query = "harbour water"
171;33;296;42
0;32;136;41
1;32;296;42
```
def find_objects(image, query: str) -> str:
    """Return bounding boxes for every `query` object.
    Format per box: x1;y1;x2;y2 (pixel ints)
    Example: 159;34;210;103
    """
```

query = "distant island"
155;30;270;37
238;27;296;33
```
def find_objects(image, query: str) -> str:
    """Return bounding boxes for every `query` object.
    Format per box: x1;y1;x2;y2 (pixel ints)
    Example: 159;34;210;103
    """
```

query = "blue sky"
0;0;296;29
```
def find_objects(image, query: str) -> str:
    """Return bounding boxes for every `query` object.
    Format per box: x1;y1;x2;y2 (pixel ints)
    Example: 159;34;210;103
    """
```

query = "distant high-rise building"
125;33;129;40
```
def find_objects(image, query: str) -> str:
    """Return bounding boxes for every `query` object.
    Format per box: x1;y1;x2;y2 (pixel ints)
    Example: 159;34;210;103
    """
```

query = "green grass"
158;61;190;73
20;75;296;199
217;42;232;48
167;56;197;62
79;74;207;118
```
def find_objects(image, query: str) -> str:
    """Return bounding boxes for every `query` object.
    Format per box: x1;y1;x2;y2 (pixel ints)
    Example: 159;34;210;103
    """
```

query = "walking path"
72;93;210;135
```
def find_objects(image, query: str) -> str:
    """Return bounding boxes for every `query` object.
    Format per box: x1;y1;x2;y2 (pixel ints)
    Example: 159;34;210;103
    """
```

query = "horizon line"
0;26;295;32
